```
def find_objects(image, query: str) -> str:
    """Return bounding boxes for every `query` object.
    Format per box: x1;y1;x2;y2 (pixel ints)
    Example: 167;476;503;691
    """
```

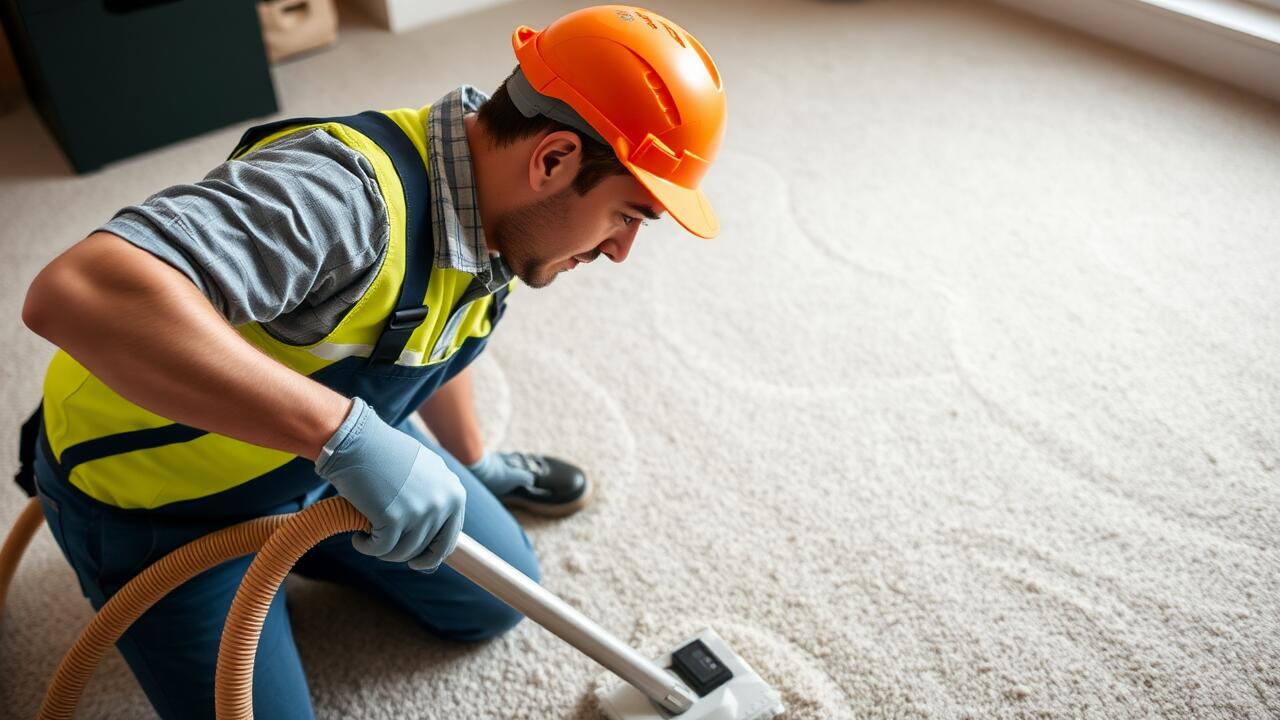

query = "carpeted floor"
1;0;1277;717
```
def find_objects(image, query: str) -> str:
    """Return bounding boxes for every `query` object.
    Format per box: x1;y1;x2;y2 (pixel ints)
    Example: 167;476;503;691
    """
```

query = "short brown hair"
477;68;629;196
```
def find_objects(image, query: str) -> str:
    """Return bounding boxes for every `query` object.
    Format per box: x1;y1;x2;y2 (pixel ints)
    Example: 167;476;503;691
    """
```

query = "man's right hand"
315;397;466;572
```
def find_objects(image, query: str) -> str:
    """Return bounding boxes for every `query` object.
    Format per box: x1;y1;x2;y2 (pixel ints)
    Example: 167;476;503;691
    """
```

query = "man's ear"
528;130;582;193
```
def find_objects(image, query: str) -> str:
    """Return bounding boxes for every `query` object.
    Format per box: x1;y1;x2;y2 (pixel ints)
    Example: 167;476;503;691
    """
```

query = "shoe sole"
500;476;595;518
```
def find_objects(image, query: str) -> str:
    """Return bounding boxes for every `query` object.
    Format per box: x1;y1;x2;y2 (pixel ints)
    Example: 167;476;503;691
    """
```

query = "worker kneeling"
17;5;725;719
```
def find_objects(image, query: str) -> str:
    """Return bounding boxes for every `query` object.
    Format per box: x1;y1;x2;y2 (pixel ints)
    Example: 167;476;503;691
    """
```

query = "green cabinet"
0;0;278;172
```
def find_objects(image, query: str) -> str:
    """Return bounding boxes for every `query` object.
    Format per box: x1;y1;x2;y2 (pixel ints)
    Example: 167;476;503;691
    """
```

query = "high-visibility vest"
36;106;513;514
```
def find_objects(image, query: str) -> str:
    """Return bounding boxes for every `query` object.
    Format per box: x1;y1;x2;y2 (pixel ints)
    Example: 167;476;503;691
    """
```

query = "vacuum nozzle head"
595;628;784;720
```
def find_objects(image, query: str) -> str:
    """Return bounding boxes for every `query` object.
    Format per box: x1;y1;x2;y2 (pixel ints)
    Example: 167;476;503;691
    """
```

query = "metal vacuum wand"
446;534;698;715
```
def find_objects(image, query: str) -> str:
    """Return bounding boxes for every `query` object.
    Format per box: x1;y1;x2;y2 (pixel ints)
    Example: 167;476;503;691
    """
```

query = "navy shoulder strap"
231;112;435;366
41;115;439;485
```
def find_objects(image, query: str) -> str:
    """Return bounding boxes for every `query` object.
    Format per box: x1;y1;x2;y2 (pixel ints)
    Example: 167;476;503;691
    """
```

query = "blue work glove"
315;397;466;572
466;449;537;496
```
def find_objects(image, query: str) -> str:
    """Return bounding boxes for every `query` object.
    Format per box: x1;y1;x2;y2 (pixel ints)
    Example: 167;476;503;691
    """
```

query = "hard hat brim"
625;162;720;239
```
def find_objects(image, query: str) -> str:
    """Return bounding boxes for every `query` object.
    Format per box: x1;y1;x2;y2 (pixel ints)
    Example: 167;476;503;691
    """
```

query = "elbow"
22;267;61;339
24;232;171;346
22;259;84;343
24;232;120;341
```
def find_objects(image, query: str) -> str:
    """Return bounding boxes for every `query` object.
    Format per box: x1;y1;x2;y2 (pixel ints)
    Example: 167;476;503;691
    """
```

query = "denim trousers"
33;419;540;720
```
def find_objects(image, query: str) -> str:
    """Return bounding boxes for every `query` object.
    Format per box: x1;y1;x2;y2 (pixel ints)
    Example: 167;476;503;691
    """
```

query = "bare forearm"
22;232;349;461
417;366;485;465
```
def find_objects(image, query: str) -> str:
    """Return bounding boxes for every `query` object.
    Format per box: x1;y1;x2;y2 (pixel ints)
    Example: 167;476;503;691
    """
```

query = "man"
17;5;724;718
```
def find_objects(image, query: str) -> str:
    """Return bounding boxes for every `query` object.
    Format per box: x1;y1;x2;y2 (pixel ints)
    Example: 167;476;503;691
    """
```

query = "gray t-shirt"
98;128;390;345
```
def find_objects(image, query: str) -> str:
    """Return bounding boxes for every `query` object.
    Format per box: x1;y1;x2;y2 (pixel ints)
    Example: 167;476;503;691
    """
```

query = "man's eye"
621;214;646;227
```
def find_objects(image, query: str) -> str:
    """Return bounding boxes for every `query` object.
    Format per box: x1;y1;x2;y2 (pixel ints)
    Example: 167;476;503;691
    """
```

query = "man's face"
490;173;663;289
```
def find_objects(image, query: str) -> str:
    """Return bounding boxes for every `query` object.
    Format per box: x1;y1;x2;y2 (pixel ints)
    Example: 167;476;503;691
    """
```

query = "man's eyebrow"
628;202;661;220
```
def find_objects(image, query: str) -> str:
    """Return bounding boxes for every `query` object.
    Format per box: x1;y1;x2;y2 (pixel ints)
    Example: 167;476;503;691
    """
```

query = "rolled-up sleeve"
97;128;389;329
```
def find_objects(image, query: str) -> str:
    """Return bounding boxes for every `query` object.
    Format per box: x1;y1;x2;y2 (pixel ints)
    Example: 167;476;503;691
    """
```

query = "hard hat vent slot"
643;69;681;128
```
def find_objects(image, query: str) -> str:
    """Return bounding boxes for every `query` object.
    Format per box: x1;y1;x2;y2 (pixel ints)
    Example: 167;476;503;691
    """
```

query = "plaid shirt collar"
427;85;513;292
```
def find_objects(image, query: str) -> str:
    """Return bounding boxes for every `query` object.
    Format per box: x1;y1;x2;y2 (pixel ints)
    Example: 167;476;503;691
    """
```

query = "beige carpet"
1;0;1278;717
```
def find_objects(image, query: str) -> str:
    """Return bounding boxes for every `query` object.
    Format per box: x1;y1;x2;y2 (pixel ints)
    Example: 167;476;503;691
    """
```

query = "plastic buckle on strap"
387;306;429;331
368;305;431;365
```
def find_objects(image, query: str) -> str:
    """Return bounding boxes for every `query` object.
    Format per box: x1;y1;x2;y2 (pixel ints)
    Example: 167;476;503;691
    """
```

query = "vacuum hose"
0;495;369;720
2;494;695;718
215;497;367;719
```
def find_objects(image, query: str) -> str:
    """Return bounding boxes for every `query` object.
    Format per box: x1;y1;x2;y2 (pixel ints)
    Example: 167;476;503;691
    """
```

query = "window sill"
988;0;1280;103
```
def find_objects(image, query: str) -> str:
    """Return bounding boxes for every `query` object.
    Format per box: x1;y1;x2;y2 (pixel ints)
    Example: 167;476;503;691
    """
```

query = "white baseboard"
348;0;520;33
988;0;1280;103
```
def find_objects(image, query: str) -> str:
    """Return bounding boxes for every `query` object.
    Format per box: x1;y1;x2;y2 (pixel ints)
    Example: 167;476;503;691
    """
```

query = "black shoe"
495;453;593;517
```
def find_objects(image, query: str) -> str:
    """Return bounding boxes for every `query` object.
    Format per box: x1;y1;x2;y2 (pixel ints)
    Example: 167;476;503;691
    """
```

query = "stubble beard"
491;188;574;289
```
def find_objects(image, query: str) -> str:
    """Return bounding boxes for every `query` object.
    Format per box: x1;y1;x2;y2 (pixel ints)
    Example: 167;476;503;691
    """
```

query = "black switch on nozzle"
670;639;733;696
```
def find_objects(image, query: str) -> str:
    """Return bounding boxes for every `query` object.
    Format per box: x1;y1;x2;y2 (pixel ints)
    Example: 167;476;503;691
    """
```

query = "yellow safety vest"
37;106;513;512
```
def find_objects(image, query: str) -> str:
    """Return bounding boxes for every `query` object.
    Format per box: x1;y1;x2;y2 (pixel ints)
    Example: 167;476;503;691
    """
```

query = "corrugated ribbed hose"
39;504;294;720
214;496;369;720
0;495;370;720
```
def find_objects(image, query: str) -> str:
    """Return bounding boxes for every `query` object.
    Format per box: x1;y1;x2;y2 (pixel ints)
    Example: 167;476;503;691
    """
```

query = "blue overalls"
19;111;539;719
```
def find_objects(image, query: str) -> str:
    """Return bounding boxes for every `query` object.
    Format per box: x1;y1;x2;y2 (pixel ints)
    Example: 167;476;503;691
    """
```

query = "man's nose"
600;224;640;263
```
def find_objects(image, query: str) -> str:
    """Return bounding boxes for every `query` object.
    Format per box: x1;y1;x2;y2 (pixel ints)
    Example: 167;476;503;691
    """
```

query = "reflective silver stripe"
307;342;374;361
398;348;427;366
306;298;485;367
307;342;430;367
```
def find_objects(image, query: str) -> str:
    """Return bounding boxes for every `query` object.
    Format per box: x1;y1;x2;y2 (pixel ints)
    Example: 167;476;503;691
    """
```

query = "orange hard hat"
511;6;727;238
